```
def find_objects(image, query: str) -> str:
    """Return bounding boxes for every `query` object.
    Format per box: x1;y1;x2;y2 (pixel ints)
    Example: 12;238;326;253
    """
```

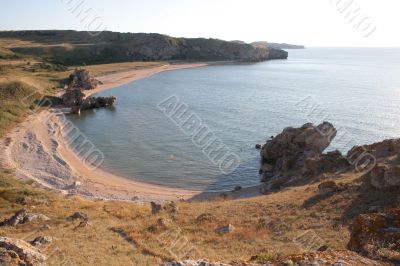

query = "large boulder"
260;122;337;178
0;237;46;266
348;208;400;261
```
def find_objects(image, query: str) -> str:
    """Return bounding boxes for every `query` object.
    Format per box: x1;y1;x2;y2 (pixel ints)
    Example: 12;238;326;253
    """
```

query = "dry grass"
0;167;370;265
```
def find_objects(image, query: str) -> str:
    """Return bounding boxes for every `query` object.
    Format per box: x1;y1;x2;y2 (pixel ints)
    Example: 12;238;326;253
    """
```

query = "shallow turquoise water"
67;48;400;191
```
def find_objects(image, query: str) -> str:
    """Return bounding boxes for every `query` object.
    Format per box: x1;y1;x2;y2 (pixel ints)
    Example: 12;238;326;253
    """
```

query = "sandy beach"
0;62;262;202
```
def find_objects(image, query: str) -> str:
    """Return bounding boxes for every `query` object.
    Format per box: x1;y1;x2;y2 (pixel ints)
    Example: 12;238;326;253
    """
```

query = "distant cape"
251;41;305;49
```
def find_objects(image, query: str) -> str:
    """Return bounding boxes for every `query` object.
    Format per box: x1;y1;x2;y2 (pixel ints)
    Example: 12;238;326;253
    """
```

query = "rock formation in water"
260;122;337;180
62;69;116;114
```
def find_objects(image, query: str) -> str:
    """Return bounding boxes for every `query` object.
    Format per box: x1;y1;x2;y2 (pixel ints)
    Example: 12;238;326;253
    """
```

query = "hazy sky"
1;0;399;47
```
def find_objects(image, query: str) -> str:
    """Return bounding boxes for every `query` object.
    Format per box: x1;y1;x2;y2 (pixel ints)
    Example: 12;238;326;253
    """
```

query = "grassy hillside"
0;167;370;264
1;160;398;265
0;30;287;65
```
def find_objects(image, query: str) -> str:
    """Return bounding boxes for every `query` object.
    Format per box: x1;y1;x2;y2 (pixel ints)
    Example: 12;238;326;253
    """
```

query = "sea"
66;48;400;191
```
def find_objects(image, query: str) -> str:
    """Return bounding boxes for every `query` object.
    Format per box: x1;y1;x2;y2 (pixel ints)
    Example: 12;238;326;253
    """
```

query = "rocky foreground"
2;121;400;265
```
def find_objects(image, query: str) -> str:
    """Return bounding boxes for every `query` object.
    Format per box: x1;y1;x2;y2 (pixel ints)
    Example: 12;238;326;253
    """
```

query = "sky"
0;0;399;47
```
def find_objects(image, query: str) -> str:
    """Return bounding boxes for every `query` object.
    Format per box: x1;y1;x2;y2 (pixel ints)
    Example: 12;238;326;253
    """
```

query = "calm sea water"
67;48;400;191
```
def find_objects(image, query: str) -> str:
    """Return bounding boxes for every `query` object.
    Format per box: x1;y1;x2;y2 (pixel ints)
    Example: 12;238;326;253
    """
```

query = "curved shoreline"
1;62;263;202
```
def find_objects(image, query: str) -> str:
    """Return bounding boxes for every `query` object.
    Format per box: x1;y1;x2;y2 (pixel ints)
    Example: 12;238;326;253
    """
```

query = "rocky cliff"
0;30;288;65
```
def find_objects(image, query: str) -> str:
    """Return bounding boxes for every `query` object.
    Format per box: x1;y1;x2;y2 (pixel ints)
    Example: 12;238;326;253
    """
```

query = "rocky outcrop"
62;70;116;114
348;208;400;262
349;139;400;189
0;209;50;227
68;69;102;90
0;237;46;266
260;122;337;180
215;224;235;234
62;88;85;107
302;150;350;176
196;213;217;223
30;236;53;247
70;95;116;114
67;211;88;221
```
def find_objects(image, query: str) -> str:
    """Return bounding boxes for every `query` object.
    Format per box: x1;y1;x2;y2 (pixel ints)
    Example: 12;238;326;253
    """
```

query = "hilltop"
0;30;288;65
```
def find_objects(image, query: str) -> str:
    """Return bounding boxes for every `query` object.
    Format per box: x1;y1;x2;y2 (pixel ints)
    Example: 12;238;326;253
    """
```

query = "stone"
0;209;27;226
215;224;235;234
196;213;216;223
67;211;88;221
233;186;242;192
317;245;329;252
0;209;49;227
151;202;162;214
348;208;400;261
30;236;53;247
0;237;46;266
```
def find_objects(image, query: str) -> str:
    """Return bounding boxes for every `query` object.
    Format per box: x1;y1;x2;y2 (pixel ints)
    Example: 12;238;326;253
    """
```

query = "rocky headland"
61;69;116;114
0;30;288;65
